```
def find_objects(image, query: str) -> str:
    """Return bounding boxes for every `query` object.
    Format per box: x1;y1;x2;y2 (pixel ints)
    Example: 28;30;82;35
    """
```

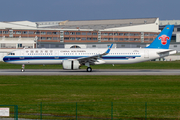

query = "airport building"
0;17;180;61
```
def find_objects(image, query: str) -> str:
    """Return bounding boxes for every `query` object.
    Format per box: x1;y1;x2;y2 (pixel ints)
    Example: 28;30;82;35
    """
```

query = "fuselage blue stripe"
3;55;141;62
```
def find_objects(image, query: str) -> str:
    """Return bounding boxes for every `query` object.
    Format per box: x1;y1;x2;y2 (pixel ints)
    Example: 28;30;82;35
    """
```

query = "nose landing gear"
21;64;25;72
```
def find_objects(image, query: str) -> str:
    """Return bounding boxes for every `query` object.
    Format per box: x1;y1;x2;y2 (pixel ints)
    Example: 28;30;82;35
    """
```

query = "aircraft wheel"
21;69;25;72
87;67;92;72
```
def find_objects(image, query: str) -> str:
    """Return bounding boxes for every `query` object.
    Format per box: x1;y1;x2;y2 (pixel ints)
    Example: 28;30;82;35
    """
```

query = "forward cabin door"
54;50;59;59
144;50;149;58
20;50;24;60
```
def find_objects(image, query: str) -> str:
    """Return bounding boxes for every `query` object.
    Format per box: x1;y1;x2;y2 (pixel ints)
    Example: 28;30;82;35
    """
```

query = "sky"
0;0;179;22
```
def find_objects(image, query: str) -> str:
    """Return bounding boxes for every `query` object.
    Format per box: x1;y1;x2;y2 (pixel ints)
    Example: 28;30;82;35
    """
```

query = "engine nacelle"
62;60;80;70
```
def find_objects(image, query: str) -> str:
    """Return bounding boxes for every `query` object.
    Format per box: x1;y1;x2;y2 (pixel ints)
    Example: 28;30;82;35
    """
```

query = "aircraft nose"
3;56;7;62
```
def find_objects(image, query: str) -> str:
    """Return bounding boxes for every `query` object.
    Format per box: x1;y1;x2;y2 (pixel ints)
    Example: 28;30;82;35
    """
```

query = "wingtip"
105;44;113;54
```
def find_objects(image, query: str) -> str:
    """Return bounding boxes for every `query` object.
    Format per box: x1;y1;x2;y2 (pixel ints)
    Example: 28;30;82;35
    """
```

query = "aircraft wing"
77;44;113;64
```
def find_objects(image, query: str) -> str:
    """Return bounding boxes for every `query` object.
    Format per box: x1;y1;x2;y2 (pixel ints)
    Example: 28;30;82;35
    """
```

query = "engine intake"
63;60;80;70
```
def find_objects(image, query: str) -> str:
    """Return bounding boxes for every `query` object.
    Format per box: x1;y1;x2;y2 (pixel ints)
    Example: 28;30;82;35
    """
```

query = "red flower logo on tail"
158;35;170;45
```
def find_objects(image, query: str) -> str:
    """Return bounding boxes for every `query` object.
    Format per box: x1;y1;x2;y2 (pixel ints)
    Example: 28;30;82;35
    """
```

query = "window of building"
130;38;134;41
76;32;81;35
87;38;91;40
64;37;69;40
70;37;75;40
124;38;129;41
41;37;46;40
3;31;8;34
70;45;81;48
114;33;118;36
103;38;108;41
81;37;86;40
70;32;75;35
134;38;139;41
174;45;177;47
22;31;28;34
46;32;51;35
109;38;113;41
18;44;22;48
124;33;129;36
150;34;154;36
177;28;180;31
144;33;149;36
41;32;46;35
150;38;153;41
53;37;59;40
121;45;125;47
93;38;97;40
134;33;139;36
76;37;81;40
114;38;118;41
47;37;52;40
82;32;86;35
87;32;92;35
92;45;96;47
154;34;158;36
16;31;21;34
137;45;140;47
144;38;149;41
92;33;97;35
109;33;113;36
129;33;134;36
35;31;40;34
53;32;59;35
119;33;124;36
119;38;123;41
102;33;108;36
29;31;34;34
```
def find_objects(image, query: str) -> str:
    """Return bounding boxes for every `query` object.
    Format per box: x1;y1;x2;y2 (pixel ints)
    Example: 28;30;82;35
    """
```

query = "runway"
0;69;180;75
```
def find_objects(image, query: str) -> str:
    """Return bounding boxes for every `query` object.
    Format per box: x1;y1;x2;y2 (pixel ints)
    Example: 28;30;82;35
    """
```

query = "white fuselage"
3;48;174;65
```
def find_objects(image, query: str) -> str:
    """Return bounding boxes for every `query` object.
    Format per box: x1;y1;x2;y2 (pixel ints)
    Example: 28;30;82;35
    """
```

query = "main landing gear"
21;64;25;72
85;62;92;72
86;67;92;72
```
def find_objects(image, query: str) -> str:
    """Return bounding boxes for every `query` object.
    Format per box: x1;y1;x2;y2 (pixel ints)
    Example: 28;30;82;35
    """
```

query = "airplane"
3;25;176;72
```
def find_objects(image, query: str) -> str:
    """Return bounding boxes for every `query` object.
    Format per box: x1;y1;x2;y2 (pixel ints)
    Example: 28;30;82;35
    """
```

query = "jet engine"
62;60;80;70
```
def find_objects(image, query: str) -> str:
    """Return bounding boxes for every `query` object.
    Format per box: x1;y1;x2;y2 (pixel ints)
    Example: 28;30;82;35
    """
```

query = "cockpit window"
8;53;15;55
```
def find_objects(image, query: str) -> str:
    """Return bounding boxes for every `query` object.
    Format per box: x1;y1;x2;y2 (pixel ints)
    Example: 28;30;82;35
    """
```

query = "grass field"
1;75;180;119
1;60;180;119
1;60;180;69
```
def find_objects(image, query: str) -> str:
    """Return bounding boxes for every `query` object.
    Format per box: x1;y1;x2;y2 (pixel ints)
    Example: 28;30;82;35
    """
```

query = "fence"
1;102;180;119
0;105;18;120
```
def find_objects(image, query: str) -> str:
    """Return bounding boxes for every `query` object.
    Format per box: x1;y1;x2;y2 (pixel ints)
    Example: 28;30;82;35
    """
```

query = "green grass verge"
1;60;180;69
1;75;180;119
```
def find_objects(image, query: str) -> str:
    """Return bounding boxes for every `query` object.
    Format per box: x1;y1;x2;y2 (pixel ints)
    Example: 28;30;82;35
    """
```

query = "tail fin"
146;25;174;49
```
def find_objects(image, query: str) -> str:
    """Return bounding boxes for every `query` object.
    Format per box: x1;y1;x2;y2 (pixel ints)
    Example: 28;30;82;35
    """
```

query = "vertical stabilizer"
146;25;174;49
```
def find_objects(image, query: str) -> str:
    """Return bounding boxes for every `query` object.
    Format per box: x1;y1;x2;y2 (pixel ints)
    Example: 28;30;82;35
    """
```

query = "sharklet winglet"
105;44;113;54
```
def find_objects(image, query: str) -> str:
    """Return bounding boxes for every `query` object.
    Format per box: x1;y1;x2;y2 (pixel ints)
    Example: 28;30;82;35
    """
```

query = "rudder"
146;25;174;49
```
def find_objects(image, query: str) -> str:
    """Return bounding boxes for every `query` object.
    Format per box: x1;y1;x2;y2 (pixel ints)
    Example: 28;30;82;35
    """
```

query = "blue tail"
146;25;174;49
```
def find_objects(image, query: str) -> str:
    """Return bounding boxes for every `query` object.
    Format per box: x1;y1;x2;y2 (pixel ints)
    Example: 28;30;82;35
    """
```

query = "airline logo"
158;35;170;45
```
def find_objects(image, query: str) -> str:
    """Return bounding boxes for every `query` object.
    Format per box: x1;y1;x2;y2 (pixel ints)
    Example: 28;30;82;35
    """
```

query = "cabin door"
144;50;149;58
54;50;59;59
